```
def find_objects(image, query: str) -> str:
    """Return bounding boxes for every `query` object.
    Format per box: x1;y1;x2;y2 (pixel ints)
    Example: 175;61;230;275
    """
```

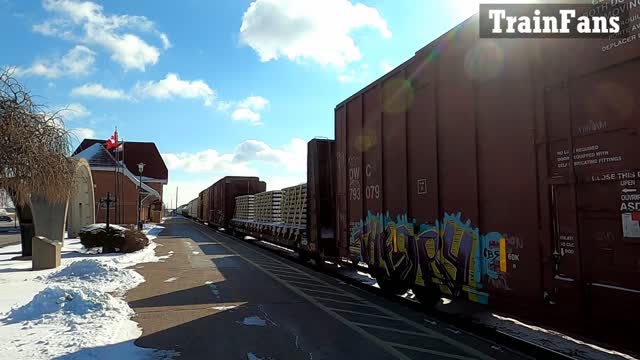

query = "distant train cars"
181;10;639;348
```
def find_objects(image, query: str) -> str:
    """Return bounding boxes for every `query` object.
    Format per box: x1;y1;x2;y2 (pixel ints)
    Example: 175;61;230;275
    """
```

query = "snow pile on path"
0;224;175;360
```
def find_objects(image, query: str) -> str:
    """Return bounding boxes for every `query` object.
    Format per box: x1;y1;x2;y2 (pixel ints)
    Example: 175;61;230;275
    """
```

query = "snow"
164;277;177;283
0;223;175;359
482;314;638;360
81;223;127;235
241;316;267;327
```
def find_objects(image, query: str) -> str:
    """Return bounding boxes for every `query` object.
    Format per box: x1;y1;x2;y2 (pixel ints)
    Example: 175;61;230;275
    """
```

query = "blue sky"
0;0;480;207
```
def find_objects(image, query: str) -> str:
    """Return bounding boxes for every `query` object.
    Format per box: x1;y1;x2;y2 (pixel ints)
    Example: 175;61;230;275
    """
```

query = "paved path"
127;217;530;360
0;230;20;248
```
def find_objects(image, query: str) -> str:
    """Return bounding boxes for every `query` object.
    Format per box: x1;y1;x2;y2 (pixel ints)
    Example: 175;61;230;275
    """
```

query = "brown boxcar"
335;11;640;346
207;176;266;229
198;188;208;223
306;138;339;259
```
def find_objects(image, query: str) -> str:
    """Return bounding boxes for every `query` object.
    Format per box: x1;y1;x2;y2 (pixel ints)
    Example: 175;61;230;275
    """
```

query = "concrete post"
32;236;62;270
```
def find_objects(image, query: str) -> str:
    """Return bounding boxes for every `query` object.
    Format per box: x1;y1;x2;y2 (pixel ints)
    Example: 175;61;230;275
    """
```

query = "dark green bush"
119;229;149;253
78;224;148;253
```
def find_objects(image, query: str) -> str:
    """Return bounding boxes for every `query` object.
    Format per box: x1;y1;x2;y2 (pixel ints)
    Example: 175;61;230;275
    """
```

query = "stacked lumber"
233;194;255;221
281;183;307;227
255;190;283;223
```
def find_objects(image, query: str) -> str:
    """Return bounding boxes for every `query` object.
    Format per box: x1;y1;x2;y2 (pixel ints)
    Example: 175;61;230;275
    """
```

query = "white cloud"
232;138;307;172
69;127;96;141
162;138;307;174
162;178;214;207
162;149;255;176
11;45;95;78
232;108;261;123
134;73;215;106
34;0;170;71
71;83;129;100
380;59;394;73
337;63;370;83
162;138;308;206
221;95;269;125
57;102;90;119
239;0;391;68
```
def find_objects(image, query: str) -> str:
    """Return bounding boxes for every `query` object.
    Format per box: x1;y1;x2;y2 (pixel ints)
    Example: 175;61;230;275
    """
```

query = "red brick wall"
92;170;158;226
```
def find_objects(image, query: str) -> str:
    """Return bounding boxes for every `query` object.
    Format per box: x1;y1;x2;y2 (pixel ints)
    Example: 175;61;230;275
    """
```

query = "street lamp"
137;162;145;230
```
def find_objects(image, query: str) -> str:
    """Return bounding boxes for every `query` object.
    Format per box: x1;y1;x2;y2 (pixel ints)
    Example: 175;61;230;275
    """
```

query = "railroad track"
186;218;577;360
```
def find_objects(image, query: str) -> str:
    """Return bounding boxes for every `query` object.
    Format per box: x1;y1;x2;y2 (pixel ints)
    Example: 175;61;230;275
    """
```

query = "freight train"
181;11;640;348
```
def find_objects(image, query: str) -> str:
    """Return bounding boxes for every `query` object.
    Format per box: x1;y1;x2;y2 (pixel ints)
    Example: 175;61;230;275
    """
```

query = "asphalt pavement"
0;227;20;248
126;217;531;360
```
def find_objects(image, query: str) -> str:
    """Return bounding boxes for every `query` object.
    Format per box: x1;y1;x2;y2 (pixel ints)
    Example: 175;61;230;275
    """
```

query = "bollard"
31;236;62;270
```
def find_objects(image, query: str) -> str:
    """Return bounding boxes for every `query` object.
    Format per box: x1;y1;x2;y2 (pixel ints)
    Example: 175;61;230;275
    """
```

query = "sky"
0;0;482;208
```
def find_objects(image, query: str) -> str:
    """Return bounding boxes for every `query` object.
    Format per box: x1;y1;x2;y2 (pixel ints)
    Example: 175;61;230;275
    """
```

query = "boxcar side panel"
475;39;540;299
380;72;409;281
335;106;349;258
307;139;337;256
347;97;364;259
435;27;482;300
406;59;440;288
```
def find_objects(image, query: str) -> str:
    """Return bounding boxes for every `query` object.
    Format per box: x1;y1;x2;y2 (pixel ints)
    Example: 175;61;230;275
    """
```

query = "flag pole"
113;127;118;225
121;138;125;224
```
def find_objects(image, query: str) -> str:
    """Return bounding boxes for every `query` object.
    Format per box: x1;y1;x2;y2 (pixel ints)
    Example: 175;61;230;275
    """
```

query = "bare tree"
0;68;74;206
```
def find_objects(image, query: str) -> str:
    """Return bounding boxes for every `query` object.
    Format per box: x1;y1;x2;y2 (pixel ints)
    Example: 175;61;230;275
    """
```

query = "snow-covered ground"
0;224;176;360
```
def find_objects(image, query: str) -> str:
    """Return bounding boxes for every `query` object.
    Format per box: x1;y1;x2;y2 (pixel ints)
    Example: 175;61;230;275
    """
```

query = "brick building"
72;140;168;225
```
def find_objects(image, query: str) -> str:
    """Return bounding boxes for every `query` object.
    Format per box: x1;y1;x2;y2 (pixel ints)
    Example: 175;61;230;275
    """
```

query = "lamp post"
137;162;145;230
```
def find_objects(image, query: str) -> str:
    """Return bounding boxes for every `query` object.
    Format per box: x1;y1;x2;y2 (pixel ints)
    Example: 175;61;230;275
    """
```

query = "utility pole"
176;186;178;210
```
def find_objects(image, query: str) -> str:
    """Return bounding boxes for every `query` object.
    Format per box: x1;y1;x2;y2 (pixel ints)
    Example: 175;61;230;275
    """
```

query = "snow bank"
81;223;128;234
0;224;174;359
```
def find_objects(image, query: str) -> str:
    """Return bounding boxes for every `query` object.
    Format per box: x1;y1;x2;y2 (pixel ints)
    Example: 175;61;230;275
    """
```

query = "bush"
119;229;149;253
78;224;148;253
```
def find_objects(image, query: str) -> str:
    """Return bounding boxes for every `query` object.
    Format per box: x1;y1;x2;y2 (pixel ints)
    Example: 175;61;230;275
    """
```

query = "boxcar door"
546;82;585;313
570;60;640;325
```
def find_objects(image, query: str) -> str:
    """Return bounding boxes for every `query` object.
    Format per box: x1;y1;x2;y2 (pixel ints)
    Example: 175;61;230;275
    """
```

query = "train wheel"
376;276;410;295
297;250;310;263
313;251;325;269
413;285;441;308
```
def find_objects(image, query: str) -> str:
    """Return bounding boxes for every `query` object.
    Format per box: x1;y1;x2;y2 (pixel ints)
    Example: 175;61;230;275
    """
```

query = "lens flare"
464;40;505;82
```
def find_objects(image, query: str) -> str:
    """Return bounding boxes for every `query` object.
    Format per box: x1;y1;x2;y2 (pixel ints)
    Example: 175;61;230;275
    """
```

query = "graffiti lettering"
352;211;520;304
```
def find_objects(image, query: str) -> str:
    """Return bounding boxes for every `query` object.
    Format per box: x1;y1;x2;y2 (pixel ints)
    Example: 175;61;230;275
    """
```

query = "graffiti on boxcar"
352;211;518;304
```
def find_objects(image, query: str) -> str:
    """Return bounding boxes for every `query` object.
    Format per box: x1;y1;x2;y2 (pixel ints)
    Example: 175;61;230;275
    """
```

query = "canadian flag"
105;129;118;150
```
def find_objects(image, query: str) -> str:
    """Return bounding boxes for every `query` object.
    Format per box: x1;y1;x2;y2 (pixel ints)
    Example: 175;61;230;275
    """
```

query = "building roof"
74;143;118;167
73;143;162;200
72;139;168;181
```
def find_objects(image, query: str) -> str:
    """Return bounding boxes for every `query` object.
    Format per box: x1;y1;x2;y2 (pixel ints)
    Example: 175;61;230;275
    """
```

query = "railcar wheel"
297;250;310;263
313;251;325;269
413;285;441;308
376;276;410;295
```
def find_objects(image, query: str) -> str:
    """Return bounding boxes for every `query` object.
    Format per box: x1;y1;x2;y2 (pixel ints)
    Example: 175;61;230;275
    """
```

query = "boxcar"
335;11;640;344
306;138;339;259
207;176;266;229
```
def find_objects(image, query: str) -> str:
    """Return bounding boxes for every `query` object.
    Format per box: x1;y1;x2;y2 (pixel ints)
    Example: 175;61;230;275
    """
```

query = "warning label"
622;213;640;238
556;144;623;169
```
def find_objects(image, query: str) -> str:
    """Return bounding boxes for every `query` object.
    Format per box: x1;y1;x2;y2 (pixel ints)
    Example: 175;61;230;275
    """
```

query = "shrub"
79;224;125;252
78;224;148;253
119;229;149;253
